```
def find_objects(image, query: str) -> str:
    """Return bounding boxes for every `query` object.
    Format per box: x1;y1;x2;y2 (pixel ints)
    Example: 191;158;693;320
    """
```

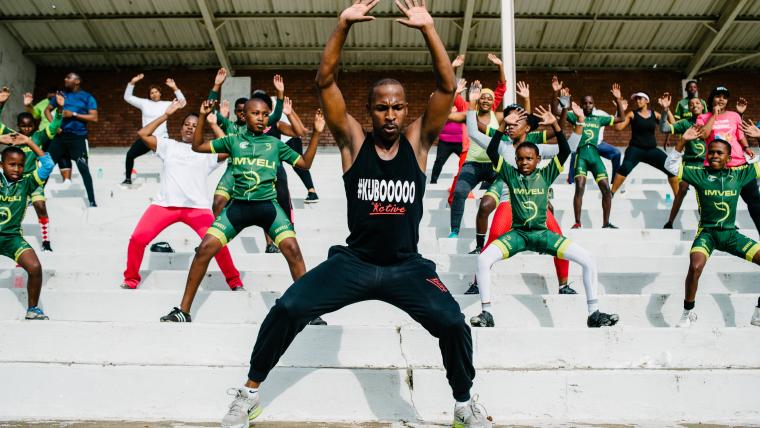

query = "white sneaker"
751;307;760;327
453;394;493;428
676;310;697;328
221;387;262;428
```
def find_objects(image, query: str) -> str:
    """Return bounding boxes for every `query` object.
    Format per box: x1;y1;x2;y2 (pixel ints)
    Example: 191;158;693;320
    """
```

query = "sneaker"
571;223;582;229
89;201;98;208
121;178;132;186
469;310;495;327
468;246;482;255
663;221;674;229
305;191;319;204
602;223;619;229
751;307;760;327
160;307;191;322
558;284;577;294
448;228;460;238
41;240;53;252
464;282;479;295
150;242;174;253
430;179;438;184
308;316;327;326
676;310;697;328
120;283;137;290
587;310;619;328
453;394;493;428
221;387;262;428
25;306;49;320
265;243;280;254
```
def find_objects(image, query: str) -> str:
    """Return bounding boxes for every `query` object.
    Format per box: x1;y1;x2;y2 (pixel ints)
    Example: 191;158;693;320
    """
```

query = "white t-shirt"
153;138;221;209
124;84;186;138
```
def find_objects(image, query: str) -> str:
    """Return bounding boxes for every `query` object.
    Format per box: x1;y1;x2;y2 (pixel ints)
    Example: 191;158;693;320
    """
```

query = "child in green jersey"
0;133;55;320
665;131;760;328
161;99;322;323
470;105;619;328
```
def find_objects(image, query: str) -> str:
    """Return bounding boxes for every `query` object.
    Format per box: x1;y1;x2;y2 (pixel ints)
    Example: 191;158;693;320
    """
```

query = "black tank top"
630;109;657;149
343;133;426;265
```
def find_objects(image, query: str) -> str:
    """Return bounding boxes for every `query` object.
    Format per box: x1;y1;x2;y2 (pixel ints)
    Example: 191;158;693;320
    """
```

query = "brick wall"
32;67;760;147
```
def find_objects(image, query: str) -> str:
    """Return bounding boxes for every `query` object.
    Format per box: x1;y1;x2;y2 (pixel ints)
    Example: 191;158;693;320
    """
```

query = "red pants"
485;201;569;282
123;205;242;288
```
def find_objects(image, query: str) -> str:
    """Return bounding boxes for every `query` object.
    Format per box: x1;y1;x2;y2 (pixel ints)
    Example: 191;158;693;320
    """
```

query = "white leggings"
477;241;599;314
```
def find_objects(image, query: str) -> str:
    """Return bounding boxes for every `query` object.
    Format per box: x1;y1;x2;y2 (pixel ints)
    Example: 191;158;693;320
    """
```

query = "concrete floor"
0;422;743;428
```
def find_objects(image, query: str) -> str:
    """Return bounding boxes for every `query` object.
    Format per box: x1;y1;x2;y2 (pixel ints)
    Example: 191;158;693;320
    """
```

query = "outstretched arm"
138;99;184;151
124;74;146;109
315;0;375;160
294;109;325;170
401;0;457;160
192;100;217;153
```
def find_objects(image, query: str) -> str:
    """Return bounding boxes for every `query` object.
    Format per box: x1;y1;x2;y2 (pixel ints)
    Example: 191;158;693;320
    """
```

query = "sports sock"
482;302;493;312
455;400;469;409
39;216;49;242
476;245;503;310
246;387;258;395
475;233;485;248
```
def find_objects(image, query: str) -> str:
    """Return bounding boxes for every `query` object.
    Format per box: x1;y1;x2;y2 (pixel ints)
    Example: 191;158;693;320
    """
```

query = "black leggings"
284;137;315;191
48;133;96;204
740;179;760;236
248;245;474;402
451;161;496;230
431;142;462;183
125;138;151;179
617;145;674;177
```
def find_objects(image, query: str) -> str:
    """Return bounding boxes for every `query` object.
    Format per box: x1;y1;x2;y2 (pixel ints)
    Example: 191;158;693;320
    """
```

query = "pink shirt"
696;111;746;167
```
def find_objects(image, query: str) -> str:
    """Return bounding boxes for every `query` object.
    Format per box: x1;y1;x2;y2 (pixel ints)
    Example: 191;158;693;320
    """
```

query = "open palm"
340;0;379;24
395;0;433;29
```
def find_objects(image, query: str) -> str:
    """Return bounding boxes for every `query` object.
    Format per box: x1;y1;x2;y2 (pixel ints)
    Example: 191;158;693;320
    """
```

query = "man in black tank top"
220;2;491;427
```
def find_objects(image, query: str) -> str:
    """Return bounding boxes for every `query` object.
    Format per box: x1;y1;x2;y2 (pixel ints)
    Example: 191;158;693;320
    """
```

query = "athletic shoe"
121;178;132;186
587;310;619;328
448;228;460;238
751;307;760;327
160;307;191;322
676;310;697;328
602;223;619;229
229;284;245;291
150;242;174;253
120;283;137;290
464;282;479;295
305;192;319;204
430;179;438;184
308;316;327;326
89;201;97;208
41;241;53;252
571;223;582;229
265;244;280;254
469;310;495;327
221;387;262;428
468;246;482;255
25;306;49;320
453;394;493;428
663;221;674;229
558;284;577;294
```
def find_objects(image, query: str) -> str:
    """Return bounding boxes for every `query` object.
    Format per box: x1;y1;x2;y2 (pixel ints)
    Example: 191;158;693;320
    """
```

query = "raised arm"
315;0;374;158
137;99;184;151
124;74;146;109
277;97;307;138
536;104;572;165
400;0;457;159
192;100;217;153
611;84;629;129
486;109;526;166
516;81;531;113
294;109;325;170
23;93;39;119
489;53;506;110
206;111;226;139
165;78;186;105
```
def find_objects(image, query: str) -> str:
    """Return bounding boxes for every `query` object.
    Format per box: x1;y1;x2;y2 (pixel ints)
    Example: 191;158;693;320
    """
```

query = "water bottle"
97;167;103;179
665;193;672;206
13;266;25;289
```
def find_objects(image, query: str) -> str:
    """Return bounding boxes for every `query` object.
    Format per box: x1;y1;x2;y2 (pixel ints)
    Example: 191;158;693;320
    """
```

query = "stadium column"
500;0;516;107
220;76;251;112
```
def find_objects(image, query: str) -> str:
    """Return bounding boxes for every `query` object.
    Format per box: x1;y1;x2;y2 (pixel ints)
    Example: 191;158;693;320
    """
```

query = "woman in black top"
610;84;679;196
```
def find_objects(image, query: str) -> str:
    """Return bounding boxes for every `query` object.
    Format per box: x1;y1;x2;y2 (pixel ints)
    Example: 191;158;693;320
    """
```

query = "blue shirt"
50;89;97;136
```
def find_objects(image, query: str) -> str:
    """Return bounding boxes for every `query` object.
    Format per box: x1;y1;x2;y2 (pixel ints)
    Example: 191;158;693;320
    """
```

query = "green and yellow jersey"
496;156;564;231
0;170;46;236
207;90;283;135
566;112;614;149
210;130;301;201
674;98;707;121
670;117;705;163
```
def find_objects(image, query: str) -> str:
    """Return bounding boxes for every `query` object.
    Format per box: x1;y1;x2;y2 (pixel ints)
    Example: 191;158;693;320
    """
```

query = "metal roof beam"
195;0;233;75
685;0;748;79
455;0;475;79
697;51;760;75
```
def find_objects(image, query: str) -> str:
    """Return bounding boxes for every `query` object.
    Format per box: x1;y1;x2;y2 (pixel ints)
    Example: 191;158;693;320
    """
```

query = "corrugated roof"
1;0;758;74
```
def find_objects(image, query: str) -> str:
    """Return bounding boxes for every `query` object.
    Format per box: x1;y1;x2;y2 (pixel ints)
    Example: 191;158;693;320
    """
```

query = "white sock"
246;387;258;395
560;242;599;315
455;400;469;409
587;301;599;315
477;245;504;309
482;302;493;312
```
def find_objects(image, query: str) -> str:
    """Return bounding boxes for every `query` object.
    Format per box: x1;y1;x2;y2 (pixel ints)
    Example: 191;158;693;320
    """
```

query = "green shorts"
207;199;295;247
491;228;570;259
0;235;33;261
574;145;608;182
484;179;505;203
691;228;760;261
214;166;235;200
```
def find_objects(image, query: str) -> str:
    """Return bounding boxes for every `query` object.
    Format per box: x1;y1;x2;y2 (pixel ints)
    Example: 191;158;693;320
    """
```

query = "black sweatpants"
284;137;315;190
618;145;674;177
248;245;474;402
48;133;96;204
740;178;760;236
125;138;151;179
451;161;496;231
431;142;462;183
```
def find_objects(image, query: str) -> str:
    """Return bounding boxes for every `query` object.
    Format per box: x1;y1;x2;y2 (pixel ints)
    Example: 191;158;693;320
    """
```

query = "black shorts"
48;133;88;165
618;145;673;177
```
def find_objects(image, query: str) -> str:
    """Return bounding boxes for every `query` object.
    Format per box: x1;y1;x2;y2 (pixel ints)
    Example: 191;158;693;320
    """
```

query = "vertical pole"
501;0;516;106
455;0;475;79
